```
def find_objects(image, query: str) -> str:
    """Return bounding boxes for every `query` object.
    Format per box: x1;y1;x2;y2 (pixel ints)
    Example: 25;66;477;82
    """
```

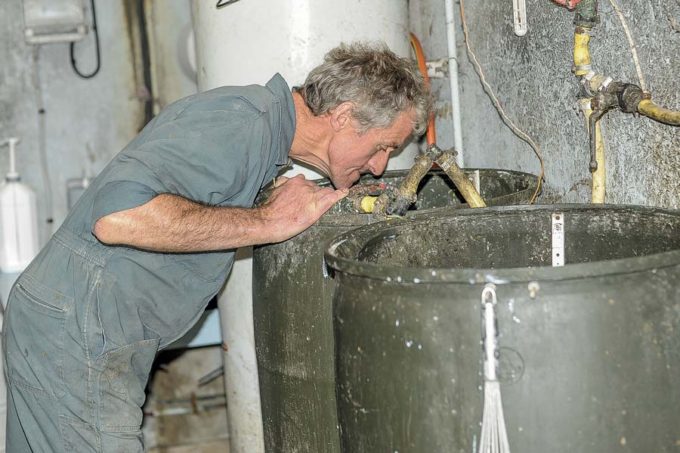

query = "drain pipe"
445;0;464;167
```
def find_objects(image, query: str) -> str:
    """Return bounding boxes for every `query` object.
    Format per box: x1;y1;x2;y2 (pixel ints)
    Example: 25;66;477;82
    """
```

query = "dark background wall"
411;0;680;207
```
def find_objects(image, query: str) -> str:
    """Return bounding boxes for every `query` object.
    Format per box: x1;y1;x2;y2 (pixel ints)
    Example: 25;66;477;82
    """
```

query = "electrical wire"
606;0;647;92
459;0;545;204
70;0;101;79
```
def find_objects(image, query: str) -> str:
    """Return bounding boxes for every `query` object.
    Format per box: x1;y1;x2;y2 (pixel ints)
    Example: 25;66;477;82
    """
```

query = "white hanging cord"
606;0;647;92
479;284;511;453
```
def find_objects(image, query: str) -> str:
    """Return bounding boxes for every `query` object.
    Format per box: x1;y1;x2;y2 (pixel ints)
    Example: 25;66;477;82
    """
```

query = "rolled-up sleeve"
91;97;274;226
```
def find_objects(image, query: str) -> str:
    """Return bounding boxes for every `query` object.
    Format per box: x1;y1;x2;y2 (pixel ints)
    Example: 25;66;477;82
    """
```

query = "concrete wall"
4;0;676;252
0;0;196;246
410;0;680;208
0;0;144;243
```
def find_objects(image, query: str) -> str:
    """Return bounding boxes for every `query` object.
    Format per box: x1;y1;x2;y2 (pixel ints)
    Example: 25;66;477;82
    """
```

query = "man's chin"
331;174;361;189
331;181;352;190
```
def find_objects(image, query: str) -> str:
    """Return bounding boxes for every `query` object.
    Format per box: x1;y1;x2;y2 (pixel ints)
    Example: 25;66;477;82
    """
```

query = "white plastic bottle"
0;138;39;273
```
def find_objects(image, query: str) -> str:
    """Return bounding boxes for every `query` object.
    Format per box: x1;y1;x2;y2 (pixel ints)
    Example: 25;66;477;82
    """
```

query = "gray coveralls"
2;74;294;452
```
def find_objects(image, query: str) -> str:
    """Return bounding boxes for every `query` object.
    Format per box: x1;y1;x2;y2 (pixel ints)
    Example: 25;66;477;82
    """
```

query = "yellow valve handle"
360;196;377;213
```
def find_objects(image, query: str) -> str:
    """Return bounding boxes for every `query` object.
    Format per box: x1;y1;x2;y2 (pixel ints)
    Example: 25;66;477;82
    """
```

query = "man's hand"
93;175;347;252
257;174;348;243
553;0;583;9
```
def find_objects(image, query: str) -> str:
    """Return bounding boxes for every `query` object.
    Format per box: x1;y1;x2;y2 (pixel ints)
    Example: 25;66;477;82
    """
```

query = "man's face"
327;110;415;189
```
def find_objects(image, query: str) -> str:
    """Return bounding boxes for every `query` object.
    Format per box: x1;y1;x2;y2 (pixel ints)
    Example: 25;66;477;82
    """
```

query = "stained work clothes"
3;74;295;452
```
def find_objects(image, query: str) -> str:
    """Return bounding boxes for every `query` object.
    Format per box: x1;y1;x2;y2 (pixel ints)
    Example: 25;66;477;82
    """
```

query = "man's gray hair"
298;42;432;136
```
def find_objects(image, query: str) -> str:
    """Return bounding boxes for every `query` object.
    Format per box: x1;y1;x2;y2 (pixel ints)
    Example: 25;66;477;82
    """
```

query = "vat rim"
324;203;680;284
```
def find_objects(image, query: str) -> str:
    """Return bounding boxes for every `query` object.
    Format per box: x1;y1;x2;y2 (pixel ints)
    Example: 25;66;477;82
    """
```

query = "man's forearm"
93;194;271;252
93;175;347;252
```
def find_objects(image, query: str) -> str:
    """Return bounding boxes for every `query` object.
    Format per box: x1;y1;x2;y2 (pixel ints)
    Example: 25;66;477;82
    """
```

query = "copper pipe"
409;33;436;146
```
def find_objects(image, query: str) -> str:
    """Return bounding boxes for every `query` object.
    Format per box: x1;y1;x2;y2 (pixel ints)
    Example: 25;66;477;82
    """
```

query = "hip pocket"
97;338;159;432
4;275;71;399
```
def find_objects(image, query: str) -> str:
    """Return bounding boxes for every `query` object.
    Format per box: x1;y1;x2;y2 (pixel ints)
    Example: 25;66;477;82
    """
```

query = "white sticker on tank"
552;212;565;267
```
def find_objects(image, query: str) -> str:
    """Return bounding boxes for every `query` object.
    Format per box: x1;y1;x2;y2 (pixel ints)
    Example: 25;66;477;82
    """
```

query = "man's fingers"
276;173;310;188
317;188;349;211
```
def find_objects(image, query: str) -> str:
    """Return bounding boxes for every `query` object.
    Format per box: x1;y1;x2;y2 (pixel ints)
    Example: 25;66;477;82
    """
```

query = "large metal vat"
253;169;538;453
324;205;680;453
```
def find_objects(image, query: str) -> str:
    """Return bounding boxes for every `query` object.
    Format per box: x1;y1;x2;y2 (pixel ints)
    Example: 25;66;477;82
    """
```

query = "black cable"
70;0;101;79
216;0;242;8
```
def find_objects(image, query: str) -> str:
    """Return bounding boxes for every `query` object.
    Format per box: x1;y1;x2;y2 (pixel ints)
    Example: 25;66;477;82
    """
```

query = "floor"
143;346;231;452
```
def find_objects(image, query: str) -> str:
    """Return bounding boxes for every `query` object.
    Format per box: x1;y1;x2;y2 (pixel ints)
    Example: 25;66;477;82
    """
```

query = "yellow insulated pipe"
579;99;606;204
359;195;377;213
436;152;487;208
572;28;592;76
361;152;486;212
637;99;680;126
367;153;435;214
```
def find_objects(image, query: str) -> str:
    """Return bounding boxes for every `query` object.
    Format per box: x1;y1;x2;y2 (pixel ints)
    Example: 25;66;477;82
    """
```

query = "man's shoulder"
167;85;268;118
189;74;289;114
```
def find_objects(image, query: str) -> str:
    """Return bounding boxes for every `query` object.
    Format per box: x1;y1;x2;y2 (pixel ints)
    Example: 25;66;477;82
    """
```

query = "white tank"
192;0;410;85
192;0;414;179
191;2;411;452
0;138;39;273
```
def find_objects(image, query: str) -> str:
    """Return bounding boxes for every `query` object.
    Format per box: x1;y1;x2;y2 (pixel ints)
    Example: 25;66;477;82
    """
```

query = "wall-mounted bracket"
513;0;528;36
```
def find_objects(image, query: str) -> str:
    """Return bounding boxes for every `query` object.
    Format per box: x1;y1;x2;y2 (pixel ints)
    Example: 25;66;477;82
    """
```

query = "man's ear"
329;101;354;132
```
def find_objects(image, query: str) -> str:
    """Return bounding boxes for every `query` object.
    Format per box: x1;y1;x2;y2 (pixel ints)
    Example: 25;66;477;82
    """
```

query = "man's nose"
368;151;390;176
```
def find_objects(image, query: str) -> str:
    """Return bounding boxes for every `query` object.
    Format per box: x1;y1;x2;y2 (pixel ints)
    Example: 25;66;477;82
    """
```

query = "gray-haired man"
3;42;430;452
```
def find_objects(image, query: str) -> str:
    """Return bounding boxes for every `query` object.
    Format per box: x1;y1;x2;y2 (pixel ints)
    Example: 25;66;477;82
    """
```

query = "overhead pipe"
445;0;464;167
409;33;436;146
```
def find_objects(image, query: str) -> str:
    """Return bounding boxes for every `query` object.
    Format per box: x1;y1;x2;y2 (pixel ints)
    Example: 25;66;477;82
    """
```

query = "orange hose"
409;33;436;146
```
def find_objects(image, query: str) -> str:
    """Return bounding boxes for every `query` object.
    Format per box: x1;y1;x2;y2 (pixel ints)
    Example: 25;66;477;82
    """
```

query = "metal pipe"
435;151;486;208
445;0;464;167
409;33;436;146
591;117;606;203
370;151;435;215
579;99;606;203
